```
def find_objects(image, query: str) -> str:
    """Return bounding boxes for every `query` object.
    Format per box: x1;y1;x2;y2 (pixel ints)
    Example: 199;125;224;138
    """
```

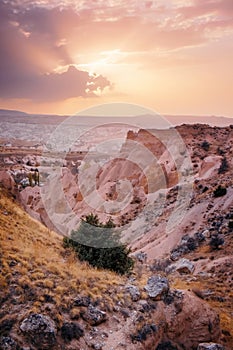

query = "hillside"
0;188;230;349
0;122;233;349
0;188;125;349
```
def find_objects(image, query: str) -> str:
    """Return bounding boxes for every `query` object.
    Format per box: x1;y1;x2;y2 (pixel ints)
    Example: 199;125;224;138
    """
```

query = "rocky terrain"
0;188;229;350
0;114;233;349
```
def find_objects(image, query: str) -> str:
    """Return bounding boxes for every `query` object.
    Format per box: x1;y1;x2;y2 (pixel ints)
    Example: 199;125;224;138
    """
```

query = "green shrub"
228;221;233;230
209;234;224;250
63;214;134;275
218;156;229;174
201;140;210;151
213;185;227;197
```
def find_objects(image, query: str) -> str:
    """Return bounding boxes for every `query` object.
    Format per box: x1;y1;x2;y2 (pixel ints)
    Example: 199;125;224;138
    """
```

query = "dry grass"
0;188;126;317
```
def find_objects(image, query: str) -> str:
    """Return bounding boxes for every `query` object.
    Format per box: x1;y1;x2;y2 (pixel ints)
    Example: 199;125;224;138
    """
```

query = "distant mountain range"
0;108;232;128
166;114;233;127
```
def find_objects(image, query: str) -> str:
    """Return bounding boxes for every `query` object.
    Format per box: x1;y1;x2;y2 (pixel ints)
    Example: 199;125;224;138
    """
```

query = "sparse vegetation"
131;324;157;343
213;185;227;197
218;156;229;174
170;233;204;260
228;221;233;230
209;234;225;250
200;140;210;151
156;341;178;350
217;147;224;155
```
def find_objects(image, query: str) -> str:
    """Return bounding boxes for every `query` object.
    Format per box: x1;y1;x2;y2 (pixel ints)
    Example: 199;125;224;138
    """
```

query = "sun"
76;49;123;75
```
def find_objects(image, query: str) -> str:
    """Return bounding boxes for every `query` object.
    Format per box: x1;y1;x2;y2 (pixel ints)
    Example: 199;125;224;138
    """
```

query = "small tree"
63;214;134;275
201;140;210;151
186;237;197;251
228;221;233;230
218;157;229;174
213;185;227;197
209;234;224;250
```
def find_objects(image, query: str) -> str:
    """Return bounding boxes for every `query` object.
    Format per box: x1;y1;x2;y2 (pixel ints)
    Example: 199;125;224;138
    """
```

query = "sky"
0;0;232;117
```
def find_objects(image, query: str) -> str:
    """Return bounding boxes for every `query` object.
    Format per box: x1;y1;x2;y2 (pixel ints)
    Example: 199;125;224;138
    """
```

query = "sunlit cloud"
0;0;232;115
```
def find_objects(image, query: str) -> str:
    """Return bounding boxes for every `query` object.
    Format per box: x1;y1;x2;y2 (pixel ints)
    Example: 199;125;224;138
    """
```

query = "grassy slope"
0;188;125;326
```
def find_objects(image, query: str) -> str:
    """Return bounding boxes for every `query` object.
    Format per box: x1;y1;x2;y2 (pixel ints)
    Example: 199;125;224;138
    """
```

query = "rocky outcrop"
101;288;221;350
20;313;57;349
60;322;84;342
81;305;107;326
198;156;222;180
0;171;16;194
166;258;195;274
126;284;141;301
144;275;169;300
131;323;157;343
134;251;147;263
1;123;232;349
73;295;91;307
165;291;221;349
198;343;225;350
156;341;178;350
0;336;19;350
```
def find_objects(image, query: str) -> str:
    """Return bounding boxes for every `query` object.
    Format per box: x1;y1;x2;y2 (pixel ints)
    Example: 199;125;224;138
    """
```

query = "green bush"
218;156;229;174
201;140;210;151
209;234;224;250
63;214;134;275
213;185;227;197
228;221;233;230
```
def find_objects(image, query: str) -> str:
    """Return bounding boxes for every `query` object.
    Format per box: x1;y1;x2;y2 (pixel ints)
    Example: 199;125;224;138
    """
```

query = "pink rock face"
101;289;221;350
199;156;222;180
0;171;16;193
165;291;221;349
123;129;179;188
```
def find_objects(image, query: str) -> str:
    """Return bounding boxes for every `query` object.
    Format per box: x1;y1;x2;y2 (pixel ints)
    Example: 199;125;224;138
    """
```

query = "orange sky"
0;0;233;117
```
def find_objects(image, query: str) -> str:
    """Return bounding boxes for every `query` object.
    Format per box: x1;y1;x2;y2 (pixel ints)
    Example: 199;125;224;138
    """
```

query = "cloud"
0;1;111;101
0;0;232;103
178;0;233;25
0;64;111;101
2;1;233;54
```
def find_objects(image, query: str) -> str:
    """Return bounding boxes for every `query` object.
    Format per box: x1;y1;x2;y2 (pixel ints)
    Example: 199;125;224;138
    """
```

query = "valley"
0;112;233;349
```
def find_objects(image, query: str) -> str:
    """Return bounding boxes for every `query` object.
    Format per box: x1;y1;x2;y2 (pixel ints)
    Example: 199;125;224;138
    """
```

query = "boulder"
92;343;104;350
170;250;182;261
167;258;195;274
203;229;211;238
60;322;84;342
170;245;189;261
81;305;107;326
144;275;169;300
166;291;221;350
73;295;91;307
197;343;225;350
194;230;209;243
156;341;178;350
0;171;16;193
135;251;147;263
131;324;157;342
0;336;19;350
20;313;57;349
126;285;141;302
